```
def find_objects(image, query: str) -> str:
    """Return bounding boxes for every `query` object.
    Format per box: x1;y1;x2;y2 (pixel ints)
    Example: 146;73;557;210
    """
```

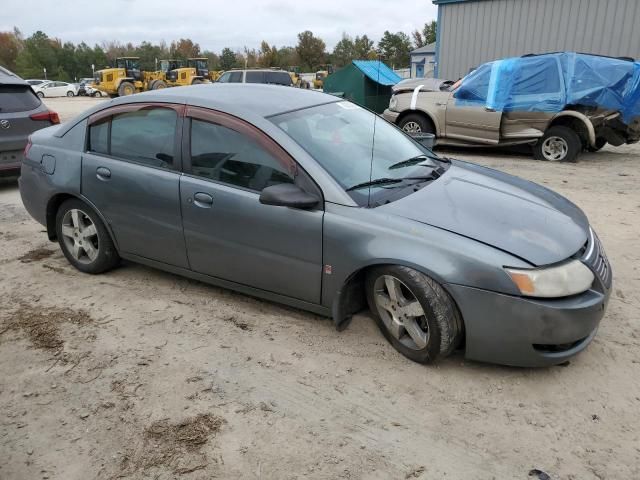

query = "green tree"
354;35;375;59
170;38;200;60
377;31;412;68
0;28;22;71
220;48;236;70
296;31;326;71
259;41;278;67
275;46;298;69
332;34;355;67
413;20;437;48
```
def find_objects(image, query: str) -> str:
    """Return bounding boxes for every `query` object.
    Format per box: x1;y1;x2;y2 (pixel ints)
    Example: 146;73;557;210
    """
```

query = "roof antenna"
367;54;382;208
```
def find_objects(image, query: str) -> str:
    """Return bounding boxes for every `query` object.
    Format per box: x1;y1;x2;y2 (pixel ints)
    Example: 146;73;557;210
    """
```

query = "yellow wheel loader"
93;57;145;97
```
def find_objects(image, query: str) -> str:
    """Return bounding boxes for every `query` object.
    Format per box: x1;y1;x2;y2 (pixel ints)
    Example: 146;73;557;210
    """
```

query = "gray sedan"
18;84;611;367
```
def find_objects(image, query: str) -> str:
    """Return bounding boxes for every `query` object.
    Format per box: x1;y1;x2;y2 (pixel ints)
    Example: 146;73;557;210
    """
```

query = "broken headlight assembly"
505;260;594;298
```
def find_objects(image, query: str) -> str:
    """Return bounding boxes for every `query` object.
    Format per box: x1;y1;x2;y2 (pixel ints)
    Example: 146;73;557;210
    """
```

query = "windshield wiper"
346;174;439;192
388;155;437;170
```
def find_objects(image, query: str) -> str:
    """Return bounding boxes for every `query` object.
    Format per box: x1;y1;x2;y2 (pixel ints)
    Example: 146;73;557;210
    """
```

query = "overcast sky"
2;0;438;51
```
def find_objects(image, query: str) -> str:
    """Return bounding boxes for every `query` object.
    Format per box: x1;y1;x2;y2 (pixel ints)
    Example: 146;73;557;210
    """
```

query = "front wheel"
66;91;74;97
117;81;136;96
37;91;45;98
398;113;434;135
366;266;462;364
55;199;120;274
534;126;582;162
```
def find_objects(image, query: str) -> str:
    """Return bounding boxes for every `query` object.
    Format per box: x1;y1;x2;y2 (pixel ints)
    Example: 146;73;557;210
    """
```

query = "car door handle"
193;192;214;207
96;167;111;180
484;107;496;112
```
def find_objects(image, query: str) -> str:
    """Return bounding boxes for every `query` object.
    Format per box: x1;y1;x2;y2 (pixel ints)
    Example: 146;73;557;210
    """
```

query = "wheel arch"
46;192;119;251
550;111;596;147
396;109;440;136
332;259;465;335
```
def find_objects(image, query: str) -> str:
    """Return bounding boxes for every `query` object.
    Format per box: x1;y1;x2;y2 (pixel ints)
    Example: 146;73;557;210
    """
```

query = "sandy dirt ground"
1;97;639;480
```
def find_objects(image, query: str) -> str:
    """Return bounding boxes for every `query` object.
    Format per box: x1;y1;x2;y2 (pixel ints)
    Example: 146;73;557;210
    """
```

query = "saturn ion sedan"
18;84;612;367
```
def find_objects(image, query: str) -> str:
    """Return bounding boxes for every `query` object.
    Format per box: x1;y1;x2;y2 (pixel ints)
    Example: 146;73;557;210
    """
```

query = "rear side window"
0;85;42;113
111;108;177;168
88;120;109;154
510;58;561;96
246;71;265;83
87;107;178;170
190;118;294;191
266;72;292;86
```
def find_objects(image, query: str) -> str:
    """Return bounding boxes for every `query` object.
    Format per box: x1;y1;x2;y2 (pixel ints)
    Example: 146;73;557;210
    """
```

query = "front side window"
190;118;294;191
454;63;492;103
87;107;177;169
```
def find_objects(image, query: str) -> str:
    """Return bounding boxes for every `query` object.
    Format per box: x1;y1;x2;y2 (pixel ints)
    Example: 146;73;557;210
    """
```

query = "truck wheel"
117;81;136;97
366;266;462;364
152;80;167;90
191;79;204;85
534;126;581;162
399;113;434;135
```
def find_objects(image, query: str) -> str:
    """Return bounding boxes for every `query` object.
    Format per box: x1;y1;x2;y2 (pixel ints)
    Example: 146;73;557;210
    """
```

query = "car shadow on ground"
0;176;19;192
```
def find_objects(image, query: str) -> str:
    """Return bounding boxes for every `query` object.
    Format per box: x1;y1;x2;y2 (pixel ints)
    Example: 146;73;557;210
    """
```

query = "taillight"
24;136;32;158
30;111;60;125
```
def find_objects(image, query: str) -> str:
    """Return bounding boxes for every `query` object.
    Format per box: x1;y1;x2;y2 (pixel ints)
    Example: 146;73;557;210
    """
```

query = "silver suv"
0;67;60;175
217;69;293;86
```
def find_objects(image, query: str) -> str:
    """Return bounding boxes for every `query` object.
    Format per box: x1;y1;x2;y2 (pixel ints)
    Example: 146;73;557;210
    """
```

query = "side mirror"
259;183;319;210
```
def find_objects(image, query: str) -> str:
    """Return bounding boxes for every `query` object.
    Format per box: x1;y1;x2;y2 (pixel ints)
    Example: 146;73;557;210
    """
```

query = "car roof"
0;66;28;86
128;83;341;118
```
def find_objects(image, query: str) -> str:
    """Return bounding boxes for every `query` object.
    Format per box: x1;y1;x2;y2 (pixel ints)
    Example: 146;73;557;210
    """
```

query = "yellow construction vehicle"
93;57;147;97
188;58;223;82
288;66;309;89
312;64;334;89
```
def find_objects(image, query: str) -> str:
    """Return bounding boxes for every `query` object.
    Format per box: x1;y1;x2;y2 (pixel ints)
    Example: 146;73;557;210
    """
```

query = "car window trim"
86;102;185;172
183;106;324;204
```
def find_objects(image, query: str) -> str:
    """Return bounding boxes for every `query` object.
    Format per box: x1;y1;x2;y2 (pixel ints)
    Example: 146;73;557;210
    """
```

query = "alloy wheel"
541;136;569;161
373;275;429;350
402;121;422;134
60;209;99;264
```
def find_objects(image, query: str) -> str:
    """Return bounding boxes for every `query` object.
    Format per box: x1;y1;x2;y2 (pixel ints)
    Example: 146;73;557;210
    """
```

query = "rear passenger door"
82;103;189;268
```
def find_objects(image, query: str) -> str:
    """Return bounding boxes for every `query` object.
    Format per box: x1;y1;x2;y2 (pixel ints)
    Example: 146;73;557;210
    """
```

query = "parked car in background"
25;79;48;87
0;67;60;175
384;52;640;162
33;81;78;98
19;84;610;367
217;69;293;86
85;84;105;97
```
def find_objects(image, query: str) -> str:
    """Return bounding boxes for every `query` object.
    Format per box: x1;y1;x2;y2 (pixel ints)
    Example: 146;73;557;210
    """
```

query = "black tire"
55;199;120;274
66;91;74;97
117;81;136;97
152;79;167;89
588;137;607;152
92;91;102;98
365;266;462;364
534;125;582;162
398;113;435;135
37;91;45;98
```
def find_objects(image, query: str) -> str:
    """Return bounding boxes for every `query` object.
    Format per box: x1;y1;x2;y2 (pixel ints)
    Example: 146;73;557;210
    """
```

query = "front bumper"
447;284;610;367
382;109;400;124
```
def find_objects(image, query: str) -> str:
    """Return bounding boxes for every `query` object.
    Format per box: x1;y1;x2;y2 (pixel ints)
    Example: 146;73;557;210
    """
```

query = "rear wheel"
117;81;136;97
55;199;120;274
398;113;434;135
534;126;582;162
366;266;462;364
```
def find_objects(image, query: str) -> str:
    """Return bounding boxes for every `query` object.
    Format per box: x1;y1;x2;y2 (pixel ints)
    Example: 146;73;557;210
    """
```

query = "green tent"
322;60;402;113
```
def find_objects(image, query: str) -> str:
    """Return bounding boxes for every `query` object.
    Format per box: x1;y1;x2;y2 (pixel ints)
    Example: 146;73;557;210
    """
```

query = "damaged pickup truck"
383;52;640;162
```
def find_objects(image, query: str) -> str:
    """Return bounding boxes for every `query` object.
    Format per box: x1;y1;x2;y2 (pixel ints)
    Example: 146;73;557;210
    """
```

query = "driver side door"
445;64;502;144
179;107;324;304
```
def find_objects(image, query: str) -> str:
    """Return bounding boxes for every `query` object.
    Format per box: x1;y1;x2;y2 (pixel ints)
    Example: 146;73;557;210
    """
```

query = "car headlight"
505;260;594;298
389;95;398;111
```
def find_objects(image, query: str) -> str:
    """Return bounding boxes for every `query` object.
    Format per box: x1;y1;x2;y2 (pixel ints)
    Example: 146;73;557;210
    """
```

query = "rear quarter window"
0;85;42;113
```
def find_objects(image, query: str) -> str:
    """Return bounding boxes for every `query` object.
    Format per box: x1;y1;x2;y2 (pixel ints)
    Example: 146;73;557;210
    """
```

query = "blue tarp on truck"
454;52;640;125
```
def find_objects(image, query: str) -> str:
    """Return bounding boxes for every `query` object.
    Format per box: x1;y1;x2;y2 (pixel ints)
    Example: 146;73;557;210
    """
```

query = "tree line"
0;22;436;82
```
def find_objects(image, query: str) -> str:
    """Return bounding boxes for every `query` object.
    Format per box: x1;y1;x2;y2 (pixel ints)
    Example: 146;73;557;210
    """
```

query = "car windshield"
271;101;445;206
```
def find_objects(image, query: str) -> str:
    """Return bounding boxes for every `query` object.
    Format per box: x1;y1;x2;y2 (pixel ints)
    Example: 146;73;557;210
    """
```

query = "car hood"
380;160;589;266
